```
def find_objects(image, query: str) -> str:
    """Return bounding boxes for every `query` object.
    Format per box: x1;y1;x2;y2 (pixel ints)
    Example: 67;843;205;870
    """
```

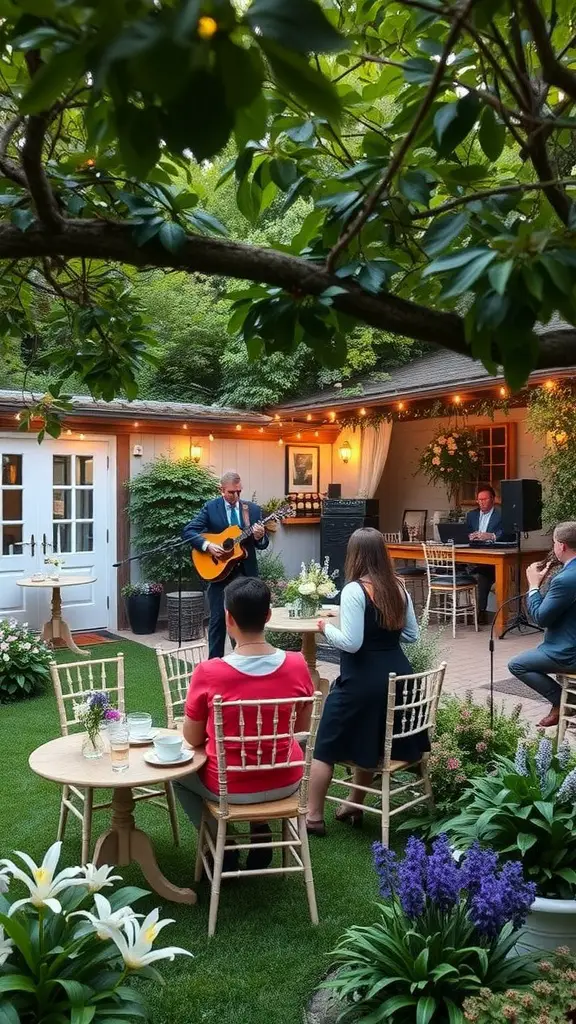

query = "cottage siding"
376;408;550;548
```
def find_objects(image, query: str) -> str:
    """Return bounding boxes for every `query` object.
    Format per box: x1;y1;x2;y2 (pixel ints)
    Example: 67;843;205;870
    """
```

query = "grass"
0;639;384;1024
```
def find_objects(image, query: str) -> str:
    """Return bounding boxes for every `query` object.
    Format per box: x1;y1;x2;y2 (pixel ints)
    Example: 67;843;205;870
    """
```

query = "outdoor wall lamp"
190;443;203;464
338;439;352;464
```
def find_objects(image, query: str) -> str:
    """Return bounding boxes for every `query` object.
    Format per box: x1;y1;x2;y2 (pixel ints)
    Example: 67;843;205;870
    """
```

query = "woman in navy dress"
307;527;425;835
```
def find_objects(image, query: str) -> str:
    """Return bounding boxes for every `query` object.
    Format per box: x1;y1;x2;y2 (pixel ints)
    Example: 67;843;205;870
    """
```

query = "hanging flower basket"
419;427;482;506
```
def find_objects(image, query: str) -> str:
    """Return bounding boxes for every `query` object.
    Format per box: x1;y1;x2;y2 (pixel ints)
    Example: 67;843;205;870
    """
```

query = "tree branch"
327;0;477;272
0;218;574;370
0;115;28;188
409;176;576;218
521;0;576;100
20;51;63;230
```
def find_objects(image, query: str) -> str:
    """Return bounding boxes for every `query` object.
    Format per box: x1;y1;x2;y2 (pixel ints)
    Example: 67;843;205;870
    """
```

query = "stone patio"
113;621;549;732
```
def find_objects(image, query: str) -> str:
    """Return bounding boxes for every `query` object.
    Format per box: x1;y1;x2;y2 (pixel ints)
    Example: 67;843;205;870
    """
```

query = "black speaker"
327;483;341;499
501;479;542;534
321;500;380;591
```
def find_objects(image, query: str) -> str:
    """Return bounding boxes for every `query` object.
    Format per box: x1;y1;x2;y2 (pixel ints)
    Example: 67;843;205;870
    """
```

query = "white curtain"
357;421;393;498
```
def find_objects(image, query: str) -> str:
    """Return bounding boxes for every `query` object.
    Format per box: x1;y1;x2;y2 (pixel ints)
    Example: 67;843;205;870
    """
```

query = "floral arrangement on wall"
419;427;482;504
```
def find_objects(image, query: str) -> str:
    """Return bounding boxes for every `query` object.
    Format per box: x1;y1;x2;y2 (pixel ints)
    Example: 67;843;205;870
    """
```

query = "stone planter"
515;895;576;954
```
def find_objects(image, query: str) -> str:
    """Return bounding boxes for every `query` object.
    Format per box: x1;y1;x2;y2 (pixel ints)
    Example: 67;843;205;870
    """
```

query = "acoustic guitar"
192;505;294;583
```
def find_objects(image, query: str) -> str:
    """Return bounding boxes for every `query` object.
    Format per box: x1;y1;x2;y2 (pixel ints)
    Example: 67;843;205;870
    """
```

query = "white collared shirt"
478;509;493;534
225;500;240;525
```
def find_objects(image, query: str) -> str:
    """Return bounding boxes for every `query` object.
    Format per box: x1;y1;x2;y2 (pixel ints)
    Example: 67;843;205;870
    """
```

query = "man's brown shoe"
538;706;560;728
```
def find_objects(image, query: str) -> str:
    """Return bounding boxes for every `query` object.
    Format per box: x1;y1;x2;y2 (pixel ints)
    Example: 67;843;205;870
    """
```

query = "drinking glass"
108;721;130;772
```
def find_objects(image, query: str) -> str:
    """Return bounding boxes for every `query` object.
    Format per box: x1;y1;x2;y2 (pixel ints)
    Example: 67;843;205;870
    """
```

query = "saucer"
144;749;194;768
129;731;158;746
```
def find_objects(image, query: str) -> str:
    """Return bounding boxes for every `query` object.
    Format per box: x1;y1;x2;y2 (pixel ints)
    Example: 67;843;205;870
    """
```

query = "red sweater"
184;652;315;794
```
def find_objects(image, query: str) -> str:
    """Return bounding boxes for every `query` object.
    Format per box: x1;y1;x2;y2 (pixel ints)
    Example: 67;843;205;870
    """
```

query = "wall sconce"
190;444;203;464
338;438;352;464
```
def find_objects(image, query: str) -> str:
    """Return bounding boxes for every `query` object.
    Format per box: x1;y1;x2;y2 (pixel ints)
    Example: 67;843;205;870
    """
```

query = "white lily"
81;863;123;893
0;841;85;916
0;925;13;966
108;907;193;969
69;893;142;940
0;865;10;893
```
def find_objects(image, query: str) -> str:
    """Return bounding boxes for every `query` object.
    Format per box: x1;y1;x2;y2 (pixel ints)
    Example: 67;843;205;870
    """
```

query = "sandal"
306;819;327;837
335;806;364;828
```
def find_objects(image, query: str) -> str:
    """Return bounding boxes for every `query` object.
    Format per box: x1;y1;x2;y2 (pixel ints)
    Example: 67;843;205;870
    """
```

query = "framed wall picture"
285;445;320;495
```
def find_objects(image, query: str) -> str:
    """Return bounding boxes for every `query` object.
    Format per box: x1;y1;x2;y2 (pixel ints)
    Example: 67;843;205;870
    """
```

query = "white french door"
0;436;113;631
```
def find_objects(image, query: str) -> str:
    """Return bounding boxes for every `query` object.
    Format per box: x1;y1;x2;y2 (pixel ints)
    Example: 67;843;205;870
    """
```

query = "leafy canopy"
1;0;576;432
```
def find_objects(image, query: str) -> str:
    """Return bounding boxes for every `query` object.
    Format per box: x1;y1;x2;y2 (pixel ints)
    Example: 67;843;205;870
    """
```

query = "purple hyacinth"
498;861;537;929
468;860;536;938
372;842;397;899
460;843;498;896
397;836;427;919
535;737;553;784
514;742;528;776
426;834;462;911
88;691;109;710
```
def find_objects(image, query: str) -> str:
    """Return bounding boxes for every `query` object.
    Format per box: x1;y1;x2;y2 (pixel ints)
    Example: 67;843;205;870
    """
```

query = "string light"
14;413;20;421
360;408;366;416
259;427;264;433
278;438;284;446
235;424;242;431
499;387;507;398
314;431;319;438
274;413;280;420
296;432;302;440
544;379;556;390
306;414;312;422
66;429;72;436
397;402;405;411
134;421;139;427
209;433;214;442
453;394;461;404
79;433;85;440
182;423;188;430
329;411;336;421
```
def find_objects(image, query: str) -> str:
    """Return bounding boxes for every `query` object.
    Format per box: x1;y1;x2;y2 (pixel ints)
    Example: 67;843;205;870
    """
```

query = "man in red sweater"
175;577;314;871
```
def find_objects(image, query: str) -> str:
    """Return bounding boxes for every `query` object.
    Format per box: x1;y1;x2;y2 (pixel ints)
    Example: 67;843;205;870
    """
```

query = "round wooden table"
17;576;97;656
268;606;340;699
29;730;207;905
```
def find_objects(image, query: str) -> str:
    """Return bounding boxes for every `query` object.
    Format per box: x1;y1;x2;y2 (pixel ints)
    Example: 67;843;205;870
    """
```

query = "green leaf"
215;39;264;111
423;246;493;276
12;26;65;49
71;1009;95;1024
534;801;554;825
20;46;85;115
133;217;164;246
0;977;35;995
478;106;505;160
246;0;344;54
516;832;538;855
158;222;187;252
10;208;35;232
434;94;480;156
400;170;433;206
234;91;269;149
261;40;340;121
488;259;513;295
116;105;160;178
269;157;298;191
0;1000;20;1024
422;212;469;255
161;71;235;162
189;209;228;236
441;250;497;297
417;996;437;1024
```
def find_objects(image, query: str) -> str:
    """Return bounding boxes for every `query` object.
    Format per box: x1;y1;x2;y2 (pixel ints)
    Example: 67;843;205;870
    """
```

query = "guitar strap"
241;502;251;530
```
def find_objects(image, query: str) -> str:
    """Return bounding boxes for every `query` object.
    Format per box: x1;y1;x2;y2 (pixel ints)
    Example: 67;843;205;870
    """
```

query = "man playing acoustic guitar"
182;471;269;658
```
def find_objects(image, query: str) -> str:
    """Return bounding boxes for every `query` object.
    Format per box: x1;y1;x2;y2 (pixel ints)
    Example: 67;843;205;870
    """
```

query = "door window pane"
53;522;72;553
76;522;93;551
2;455;21;486
76;489;93;519
53;455;71;486
53;489;71;520
3;524;22;555
2;490;22;522
76;456;93;486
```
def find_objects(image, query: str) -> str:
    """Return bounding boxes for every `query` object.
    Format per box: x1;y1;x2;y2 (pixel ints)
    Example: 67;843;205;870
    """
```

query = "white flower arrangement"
284;557;339;611
419;427;482;504
45;556;65;571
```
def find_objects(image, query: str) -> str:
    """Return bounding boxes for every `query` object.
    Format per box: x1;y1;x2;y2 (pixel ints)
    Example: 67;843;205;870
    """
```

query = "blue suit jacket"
465;506;506;540
526;558;576;665
182;497;269;579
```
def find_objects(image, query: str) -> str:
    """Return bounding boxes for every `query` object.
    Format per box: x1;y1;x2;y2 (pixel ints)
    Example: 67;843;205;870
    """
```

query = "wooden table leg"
48;586;89;657
301;633;329;702
494;559;507;636
93;787;197;905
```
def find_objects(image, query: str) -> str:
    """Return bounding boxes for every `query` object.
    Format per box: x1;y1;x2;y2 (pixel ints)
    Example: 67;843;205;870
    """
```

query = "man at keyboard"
465;486;506;624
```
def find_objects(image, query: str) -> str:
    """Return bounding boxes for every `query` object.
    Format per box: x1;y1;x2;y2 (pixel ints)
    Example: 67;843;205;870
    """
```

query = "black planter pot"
125;593;161;635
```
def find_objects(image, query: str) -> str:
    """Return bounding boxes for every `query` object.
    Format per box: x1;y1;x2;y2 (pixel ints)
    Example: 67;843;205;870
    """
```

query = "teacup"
153;735;183;762
127;712;152;739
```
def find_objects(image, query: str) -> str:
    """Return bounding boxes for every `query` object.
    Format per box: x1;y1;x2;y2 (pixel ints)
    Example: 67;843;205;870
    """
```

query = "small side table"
267;606;340;701
17;576;97;657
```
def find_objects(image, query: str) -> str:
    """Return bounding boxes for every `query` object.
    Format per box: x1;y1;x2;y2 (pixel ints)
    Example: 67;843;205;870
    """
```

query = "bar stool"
557;674;576;742
383;531;427;612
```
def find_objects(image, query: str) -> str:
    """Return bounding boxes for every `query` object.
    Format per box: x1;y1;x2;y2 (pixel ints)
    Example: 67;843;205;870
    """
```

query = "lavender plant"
443;738;576;899
327;836;538;1023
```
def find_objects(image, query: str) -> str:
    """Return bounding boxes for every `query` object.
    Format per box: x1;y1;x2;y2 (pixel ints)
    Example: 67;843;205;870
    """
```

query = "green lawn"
0;640;383;1024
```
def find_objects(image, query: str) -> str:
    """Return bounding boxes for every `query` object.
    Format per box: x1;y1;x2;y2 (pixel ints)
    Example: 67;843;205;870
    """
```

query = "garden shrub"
0;620;51;703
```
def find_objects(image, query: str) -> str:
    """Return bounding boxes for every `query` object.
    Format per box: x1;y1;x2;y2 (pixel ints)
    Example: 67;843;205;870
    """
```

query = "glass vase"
81;731;105;759
297;597;321;619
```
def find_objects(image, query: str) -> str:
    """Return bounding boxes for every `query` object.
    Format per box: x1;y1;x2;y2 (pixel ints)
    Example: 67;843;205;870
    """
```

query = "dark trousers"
207;571;243;659
472;565;495;612
508;649;568;706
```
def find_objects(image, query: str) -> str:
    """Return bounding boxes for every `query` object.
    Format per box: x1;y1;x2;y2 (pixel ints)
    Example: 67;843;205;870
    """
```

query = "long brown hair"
344;527;405;630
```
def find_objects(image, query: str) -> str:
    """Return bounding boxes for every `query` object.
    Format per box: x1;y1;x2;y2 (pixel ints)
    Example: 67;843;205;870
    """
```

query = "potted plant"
0;840;191;1022
284;558;339;618
260;496;288;532
121;582;163;635
443;737;576;952
462;946;576;1023
0;619;51;703
322;835;538;1023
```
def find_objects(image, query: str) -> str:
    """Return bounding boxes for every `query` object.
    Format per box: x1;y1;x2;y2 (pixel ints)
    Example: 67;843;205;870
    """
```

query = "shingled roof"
275;315;576;414
0;390;271;425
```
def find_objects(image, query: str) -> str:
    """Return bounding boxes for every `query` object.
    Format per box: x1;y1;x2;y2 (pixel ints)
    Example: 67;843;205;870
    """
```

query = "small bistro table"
29;730;207;905
268;606;340;700
386;542;548;635
17;575;97;656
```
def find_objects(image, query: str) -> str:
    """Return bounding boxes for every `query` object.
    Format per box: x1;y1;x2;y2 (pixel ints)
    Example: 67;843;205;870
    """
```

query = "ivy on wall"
527;386;576;529
339;398;511;431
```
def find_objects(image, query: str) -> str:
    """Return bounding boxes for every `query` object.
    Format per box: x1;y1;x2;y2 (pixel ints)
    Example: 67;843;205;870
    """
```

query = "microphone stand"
499;532;542;638
113;537;190;648
489;590;531;728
